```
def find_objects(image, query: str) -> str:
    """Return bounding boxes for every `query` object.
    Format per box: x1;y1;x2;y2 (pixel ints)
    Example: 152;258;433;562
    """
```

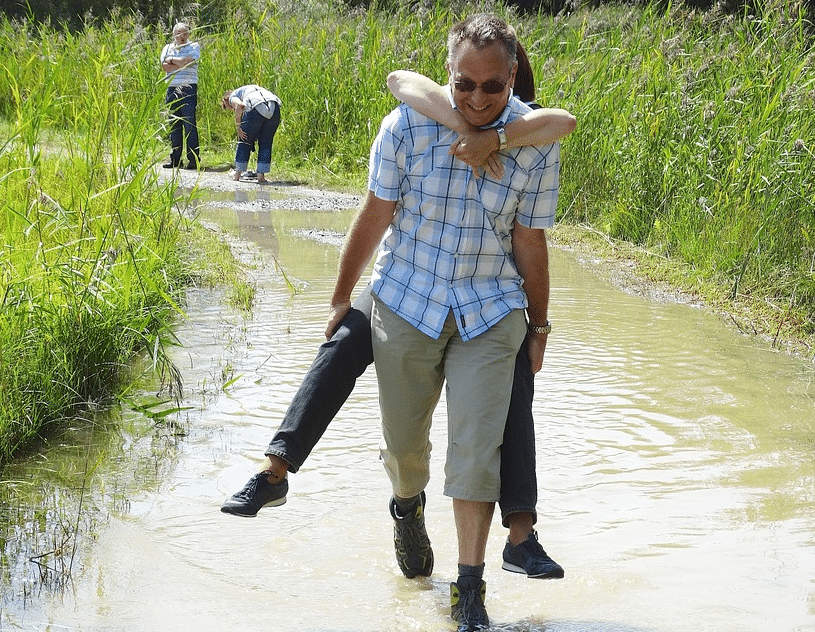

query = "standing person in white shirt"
160;22;200;170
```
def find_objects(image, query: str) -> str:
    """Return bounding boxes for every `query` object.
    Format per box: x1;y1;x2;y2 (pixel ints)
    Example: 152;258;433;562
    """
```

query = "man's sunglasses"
453;79;507;94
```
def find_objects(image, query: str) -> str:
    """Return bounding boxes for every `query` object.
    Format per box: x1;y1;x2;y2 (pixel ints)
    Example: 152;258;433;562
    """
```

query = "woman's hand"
234;103;246;139
325;301;351;340
449;128;504;179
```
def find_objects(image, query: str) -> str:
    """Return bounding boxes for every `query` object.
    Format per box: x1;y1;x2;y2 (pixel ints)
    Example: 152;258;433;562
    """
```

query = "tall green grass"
1;0;813;462
0;17;189;463
540;2;815;320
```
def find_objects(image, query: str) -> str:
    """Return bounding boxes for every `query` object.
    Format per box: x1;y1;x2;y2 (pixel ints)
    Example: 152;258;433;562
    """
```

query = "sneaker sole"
220;495;287;517
501;560;564;579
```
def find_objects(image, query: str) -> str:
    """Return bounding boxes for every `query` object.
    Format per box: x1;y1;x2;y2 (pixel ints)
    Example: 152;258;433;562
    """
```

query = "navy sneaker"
220;472;288;517
389;491;433;578
450;576;489;632
502;530;564;579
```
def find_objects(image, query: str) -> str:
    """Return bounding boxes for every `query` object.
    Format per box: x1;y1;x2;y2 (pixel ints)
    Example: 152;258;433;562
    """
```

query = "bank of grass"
0;0;813;460
543;1;815;356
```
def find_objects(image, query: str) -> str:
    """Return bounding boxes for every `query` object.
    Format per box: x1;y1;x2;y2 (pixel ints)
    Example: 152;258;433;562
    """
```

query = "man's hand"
325;301;351;339
526;332;547;374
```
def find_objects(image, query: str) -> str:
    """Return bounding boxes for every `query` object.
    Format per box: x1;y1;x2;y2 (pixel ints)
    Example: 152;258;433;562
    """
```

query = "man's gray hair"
446;14;518;69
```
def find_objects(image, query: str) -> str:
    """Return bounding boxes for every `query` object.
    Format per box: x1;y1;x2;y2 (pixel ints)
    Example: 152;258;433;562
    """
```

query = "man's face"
447;40;516;128
173;27;189;45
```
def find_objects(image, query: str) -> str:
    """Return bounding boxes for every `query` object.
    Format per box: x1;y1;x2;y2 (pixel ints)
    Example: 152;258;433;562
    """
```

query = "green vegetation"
0;16;252;464
1;0;813;463
546;1;815;350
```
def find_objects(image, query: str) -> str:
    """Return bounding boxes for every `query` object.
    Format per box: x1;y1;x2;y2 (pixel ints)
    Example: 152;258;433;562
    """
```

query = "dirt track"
157;166;362;213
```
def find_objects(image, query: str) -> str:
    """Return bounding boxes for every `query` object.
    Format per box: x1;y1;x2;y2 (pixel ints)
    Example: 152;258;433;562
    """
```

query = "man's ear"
509;62;518;88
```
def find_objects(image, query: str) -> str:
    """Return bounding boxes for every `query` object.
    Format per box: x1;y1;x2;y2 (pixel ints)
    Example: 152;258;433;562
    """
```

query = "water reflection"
1;191;814;632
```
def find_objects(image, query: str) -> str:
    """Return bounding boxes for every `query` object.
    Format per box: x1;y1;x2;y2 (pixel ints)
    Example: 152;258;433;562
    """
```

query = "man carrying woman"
221;27;575;632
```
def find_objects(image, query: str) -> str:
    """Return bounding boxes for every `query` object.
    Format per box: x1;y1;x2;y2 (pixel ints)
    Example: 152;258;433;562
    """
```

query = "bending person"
221;85;282;184
221;48;576;583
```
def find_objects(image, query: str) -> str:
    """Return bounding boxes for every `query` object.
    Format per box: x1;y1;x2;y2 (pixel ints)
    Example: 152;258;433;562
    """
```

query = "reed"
529;2;814;330
0;16;190;463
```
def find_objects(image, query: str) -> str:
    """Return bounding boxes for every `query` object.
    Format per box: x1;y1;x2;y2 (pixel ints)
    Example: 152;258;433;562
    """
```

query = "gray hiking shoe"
220;471;288;517
502;530;564;579
389;491;433;578
450;577;489;632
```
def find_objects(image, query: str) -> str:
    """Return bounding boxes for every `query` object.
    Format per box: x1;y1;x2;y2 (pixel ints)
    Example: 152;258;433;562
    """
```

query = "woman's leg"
264;288;374;474
499;339;564;579
222;290;375;514
499;342;538;532
234;109;264;175
255;104;280;180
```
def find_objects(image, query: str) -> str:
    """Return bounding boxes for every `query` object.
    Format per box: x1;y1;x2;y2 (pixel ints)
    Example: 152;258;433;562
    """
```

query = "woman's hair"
513;41;536;103
221;90;234;109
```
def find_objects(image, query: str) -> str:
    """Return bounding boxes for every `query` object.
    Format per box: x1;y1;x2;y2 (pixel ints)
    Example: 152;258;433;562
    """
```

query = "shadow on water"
2;184;814;632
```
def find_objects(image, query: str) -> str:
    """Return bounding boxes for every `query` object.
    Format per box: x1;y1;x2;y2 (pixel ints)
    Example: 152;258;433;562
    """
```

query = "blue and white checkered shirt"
368;94;560;342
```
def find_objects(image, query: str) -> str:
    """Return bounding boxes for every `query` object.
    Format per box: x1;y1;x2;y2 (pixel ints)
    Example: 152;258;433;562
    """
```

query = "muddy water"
2;190;814;632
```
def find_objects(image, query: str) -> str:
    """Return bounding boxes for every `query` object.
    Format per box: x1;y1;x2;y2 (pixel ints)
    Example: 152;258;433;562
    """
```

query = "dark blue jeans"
166;84;199;166
266;288;538;526
235;104;281;175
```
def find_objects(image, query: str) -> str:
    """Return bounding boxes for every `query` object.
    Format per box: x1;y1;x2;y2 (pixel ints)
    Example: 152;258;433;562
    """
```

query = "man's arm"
512;223;550;374
161;56;194;73
326;190;396;338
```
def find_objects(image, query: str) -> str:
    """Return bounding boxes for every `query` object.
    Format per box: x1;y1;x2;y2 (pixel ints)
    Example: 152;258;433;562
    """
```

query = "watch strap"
527;320;551;335
496;126;507;150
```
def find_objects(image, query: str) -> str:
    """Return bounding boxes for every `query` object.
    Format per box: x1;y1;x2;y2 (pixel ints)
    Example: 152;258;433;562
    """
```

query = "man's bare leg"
454;499;494;566
452;498;493;631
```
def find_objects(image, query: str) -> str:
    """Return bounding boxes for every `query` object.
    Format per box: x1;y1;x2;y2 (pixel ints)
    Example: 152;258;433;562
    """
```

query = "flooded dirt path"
1;172;813;632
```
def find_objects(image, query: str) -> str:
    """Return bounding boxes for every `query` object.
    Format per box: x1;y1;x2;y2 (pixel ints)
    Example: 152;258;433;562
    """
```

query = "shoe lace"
454;584;487;626
521;530;547;556
395;509;431;554
234;473;262;500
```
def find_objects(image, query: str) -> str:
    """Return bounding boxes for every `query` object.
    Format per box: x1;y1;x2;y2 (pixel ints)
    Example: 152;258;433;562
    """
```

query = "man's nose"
469;87;490;103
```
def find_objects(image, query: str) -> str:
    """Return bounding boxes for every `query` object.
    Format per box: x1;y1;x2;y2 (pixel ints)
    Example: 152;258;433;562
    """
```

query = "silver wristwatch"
496;126;507;150
527;320;551;335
